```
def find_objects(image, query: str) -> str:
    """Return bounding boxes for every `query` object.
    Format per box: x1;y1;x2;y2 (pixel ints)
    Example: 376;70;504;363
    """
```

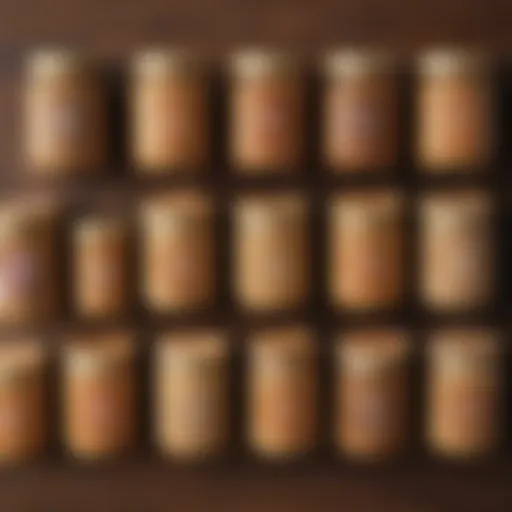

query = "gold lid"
417;47;489;75
420;190;493;223
331;190;403;222
230;48;301;78
27;48;93;77
236;192;307;225
428;328;500;358
249;325;315;355
157;329;228;360
74;215;127;238
132;47;204;77
0;339;46;377
324;47;396;76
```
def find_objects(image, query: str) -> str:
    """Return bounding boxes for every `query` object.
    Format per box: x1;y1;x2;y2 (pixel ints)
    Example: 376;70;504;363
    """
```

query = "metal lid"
230;48;301;78
157;329;228;361
324;47;396;77
27;48;93;77
132;47;204;77
417;47;489;76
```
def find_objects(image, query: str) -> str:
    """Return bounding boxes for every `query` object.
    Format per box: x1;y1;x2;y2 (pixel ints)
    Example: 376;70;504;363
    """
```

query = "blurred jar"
234;193;309;312
139;191;215;312
154;330;229;460
72;215;130;319
334;329;410;461
62;331;136;460
23;49;107;176
322;49;399;172
426;329;502;459
229;49;305;173
130;48;209;173
329;190;405;311
419;191;495;312
0;339;47;463
416;48;494;172
0;198;60;324
247;326;317;459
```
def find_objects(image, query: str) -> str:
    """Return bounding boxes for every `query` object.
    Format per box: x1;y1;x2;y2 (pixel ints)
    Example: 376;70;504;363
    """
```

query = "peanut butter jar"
130;49;209;173
23;49;107;176
229;49;305;173
154;330;229;460
419;191;495;312
234;193;309;312
247;326;317;459
139;191;215;312
0;339;47;463
334;329;410;461
62;332;136;460
323;49;399;172
426;329;502;459
329;190;405;311
416;49;494;172
72;215;130;319
0;198;60;324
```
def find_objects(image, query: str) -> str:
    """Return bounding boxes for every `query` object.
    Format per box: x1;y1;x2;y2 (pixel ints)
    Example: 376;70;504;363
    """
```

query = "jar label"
0;250;39;303
0;405;25;435
352;394;390;432
48;102;87;144
337;104;383;141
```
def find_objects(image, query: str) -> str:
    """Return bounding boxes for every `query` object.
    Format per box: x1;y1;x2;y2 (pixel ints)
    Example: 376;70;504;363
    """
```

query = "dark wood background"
1;0;512;510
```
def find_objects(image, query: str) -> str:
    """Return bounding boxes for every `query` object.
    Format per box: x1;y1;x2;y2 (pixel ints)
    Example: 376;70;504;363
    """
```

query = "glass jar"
247;326;317;459
130;48;209;173
72;215;130;319
154;330;229;460
322;49;399;172
334;329;410;460
416;49;494;172
229;49;305;173
23;49;107;176
426;329;502;459
139;191;215;312
234;193;309;312
0;339;47;463
62;331;136;460
329;190;405;311
419;191;495;311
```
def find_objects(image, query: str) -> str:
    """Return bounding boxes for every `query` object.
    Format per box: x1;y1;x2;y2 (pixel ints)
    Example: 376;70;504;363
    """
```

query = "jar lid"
420;191;493;222
74;215;127;238
236;193;306;225
0;339;46;378
132;47;204;77
331;190;403;222
230;48;302;78
157;329;228;361
417;47;489;75
324;47;396;76
27;48;93;77
249;325;315;355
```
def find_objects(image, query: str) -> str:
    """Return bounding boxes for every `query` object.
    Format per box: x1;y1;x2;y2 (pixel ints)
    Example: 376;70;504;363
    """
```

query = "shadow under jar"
334;328;411;461
328;190;405;312
139;190;215;313
419;190;495;313
129;48;210;174
154;329;229;461
416;48;495;173
247;325;317;460
23;49;108;176
426;328;503;460
233;192;309;313
229;49;305;174
322;48;400;173
61;331;137;461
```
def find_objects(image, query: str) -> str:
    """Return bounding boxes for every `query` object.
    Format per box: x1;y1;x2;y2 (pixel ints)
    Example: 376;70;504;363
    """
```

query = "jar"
62;332;136;460
416;49;494;171
0;339;47;463
419;191;495;311
229;49;305;173
0;199;60;324
154;330;229;460
247;326;317;459
139;191;215;312
426;329;502;459
234;193;309;312
329;190;405;311
322;49;399;172
130;49;209;173
334;329;410;460
72;215;130;319
23;49;107;176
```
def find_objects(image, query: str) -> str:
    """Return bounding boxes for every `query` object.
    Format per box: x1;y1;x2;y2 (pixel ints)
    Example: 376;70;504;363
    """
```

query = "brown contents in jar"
329;190;405;310
23;49;107;175
139;190;215;312
0;339;47;463
234;193;309;312
419;191;495;311
154;330;229;460
416;49;494;171
323;49;399;171
247;326;317;459
426;329;502;459
130;49;209;173
229;50;305;173
62;331;136;460
335;329;410;460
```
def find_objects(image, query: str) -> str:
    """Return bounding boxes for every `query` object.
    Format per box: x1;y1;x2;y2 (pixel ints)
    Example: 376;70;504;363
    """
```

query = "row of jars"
0;326;506;464
0;188;495;323
24;47;496;175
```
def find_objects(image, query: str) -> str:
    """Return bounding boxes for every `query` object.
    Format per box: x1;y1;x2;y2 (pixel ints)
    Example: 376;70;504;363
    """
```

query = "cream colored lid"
236;192;306;224
324;47;396;77
74;215;127;238
417;47;489;75
230;48;301;78
428;328;500;359
249;325;315;355
27;48;93;77
331;190;403;222
132;47;203;77
157;329;228;360
0;339;46;377
420;191;493;223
